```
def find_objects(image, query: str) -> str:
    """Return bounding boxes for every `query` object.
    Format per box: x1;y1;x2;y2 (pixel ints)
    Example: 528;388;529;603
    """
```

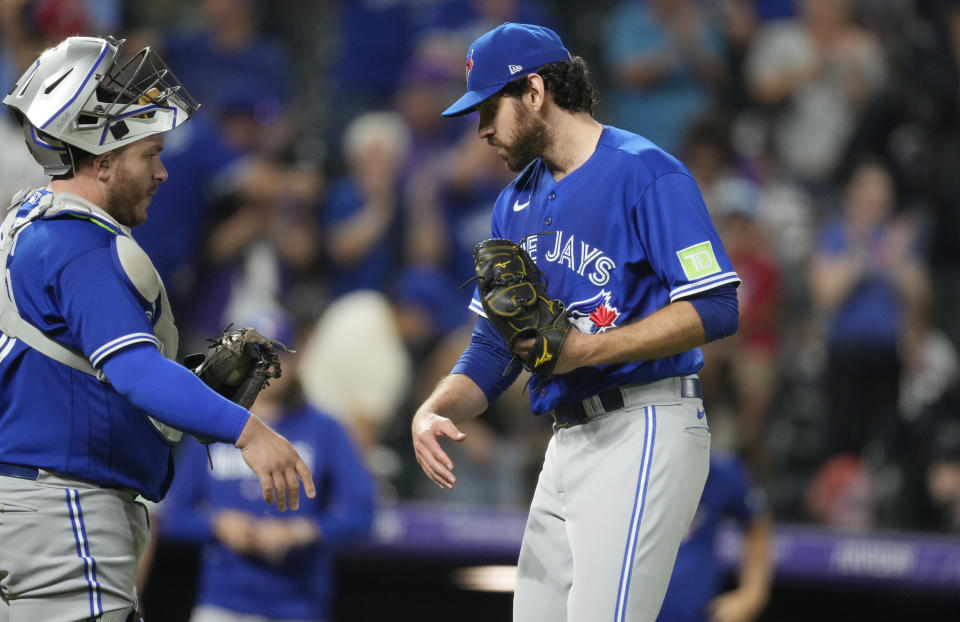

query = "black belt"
0;461;39;480
550;377;702;428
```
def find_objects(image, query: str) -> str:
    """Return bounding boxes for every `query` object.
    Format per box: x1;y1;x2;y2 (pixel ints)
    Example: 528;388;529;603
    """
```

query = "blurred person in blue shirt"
658;453;773;622
159;321;377;622
603;0;726;155
162;0;293;149
132;110;321;343
809;156;930;456
321;111;412;298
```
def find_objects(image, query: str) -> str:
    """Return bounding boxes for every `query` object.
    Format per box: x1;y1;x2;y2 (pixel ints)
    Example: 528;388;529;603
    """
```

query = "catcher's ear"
93;152;113;181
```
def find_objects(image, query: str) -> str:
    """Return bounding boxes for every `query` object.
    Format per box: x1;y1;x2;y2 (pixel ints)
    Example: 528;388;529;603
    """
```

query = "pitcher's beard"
502;102;550;172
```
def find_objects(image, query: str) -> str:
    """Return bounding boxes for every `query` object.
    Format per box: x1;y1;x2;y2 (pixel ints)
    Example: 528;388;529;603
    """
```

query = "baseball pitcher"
411;23;741;622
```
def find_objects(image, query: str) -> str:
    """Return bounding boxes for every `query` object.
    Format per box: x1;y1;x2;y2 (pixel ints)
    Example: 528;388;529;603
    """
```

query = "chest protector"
0;188;183;443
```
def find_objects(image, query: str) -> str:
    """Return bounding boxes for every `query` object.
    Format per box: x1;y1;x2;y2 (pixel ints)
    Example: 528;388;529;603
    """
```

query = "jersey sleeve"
55;245;159;367
635;172;741;302
451;316;520;403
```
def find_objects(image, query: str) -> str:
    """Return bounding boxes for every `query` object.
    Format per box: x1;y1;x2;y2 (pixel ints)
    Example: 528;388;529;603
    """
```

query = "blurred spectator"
390;265;474;364
186;183;319;346
298;290;413;477
926;418;960;531
414;0;558;43
744;0;887;185
658;453;772;622
0;110;47;206
714;0;759;111
900;306;960;423
603;0;726;154
805;454;875;530
699;179;782;477
682;113;752;221
132;113;243;311
407;127;518;285
322;111;411;298
753;0;797;21
161;0;296;157
133;111;321;329
157;327;376;622
895;297;960;528
0;0;122;83
393;56;467;182
322;0;416;175
808;157;930;457
0;0;119;202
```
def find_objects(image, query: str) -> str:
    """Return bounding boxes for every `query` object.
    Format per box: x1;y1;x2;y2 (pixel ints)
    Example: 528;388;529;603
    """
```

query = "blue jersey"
160;405;376;621
657;454;763;622
817;219;908;347
469;126;740;413
0;189;175;500
321;177;404;296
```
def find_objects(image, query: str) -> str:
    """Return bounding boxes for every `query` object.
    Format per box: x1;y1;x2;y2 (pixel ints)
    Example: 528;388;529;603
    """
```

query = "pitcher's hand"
412;410;467;489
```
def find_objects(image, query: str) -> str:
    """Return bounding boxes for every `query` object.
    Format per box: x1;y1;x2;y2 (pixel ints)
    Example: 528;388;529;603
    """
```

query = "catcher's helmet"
3;36;199;175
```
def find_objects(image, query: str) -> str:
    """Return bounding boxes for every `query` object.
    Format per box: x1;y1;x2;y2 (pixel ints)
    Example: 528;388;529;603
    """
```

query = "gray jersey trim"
0;190;102;378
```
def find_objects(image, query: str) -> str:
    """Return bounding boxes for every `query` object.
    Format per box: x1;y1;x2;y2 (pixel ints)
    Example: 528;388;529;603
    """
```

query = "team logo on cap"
465;48;475;82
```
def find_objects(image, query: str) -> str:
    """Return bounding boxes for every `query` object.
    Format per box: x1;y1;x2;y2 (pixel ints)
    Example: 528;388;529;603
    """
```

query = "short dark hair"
51;145;96;181
500;55;599;116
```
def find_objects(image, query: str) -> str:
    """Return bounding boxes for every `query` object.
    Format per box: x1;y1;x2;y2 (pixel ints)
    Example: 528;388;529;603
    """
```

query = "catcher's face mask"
4;35;200;175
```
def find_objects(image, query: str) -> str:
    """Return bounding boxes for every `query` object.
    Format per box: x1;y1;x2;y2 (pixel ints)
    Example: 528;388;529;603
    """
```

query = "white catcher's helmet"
3;35;199;175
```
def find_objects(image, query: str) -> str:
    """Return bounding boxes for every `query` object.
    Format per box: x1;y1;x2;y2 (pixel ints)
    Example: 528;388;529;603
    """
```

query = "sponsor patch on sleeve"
676;241;722;280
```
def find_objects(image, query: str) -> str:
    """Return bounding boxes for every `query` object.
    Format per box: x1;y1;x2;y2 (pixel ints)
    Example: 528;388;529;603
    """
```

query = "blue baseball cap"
441;23;571;118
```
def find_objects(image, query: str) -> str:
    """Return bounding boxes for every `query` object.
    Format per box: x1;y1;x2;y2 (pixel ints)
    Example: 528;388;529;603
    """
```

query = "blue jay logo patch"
567;290;621;334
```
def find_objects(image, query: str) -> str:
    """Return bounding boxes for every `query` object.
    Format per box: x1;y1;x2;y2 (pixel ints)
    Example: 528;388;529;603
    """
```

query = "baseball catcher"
185;326;290;410
473;238;571;377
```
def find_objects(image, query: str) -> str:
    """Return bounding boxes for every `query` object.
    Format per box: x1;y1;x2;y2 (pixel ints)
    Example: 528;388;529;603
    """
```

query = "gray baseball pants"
0;468;148;622
514;376;711;622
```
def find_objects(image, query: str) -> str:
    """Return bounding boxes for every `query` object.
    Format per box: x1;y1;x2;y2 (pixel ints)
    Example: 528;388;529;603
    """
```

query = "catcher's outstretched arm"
102;343;250;443
104;343;316;511
235;415;316;512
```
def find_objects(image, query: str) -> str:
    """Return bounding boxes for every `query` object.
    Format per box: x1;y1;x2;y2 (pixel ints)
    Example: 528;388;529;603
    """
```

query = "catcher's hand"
474;238;571;377
185;326;290;410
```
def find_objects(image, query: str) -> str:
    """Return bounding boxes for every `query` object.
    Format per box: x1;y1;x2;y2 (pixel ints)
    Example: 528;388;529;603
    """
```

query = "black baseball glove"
473;238;571;377
184;326;289;410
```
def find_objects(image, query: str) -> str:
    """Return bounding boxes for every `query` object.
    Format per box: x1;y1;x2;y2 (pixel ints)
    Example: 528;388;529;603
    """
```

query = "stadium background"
3;0;960;619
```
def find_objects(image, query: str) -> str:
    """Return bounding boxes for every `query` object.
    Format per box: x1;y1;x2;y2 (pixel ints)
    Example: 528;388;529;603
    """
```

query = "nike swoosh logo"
513;199;530;212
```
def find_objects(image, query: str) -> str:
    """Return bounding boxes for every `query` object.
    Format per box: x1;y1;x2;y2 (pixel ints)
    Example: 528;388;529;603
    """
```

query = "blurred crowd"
4;0;960;540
